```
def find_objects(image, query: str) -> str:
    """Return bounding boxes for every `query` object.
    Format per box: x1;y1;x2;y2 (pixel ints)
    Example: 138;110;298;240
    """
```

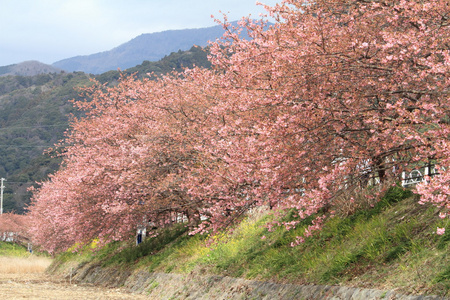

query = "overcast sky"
0;0;279;66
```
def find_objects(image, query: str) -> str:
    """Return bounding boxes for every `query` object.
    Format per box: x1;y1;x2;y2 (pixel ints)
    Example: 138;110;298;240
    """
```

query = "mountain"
95;45;211;84
52;24;230;74
0;61;62;77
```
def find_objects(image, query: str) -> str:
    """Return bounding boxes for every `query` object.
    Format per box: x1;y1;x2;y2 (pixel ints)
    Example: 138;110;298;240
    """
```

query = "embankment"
49;261;447;300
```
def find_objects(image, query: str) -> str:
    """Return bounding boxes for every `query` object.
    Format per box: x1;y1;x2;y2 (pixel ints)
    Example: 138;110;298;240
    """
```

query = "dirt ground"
0;271;148;299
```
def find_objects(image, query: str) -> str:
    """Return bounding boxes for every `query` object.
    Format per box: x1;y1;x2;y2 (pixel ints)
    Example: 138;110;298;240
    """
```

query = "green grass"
0;242;31;257
51;185;449;297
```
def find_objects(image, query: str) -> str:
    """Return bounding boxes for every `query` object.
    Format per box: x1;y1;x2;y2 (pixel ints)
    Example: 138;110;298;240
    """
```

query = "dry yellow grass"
0;255;52;274
0;255;148;299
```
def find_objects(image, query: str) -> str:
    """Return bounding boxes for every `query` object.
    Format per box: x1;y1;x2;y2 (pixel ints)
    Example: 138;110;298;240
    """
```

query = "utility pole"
0;178;5;215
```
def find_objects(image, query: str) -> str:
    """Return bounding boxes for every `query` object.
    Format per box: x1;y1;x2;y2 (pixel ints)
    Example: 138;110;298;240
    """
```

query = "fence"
401;164;439;188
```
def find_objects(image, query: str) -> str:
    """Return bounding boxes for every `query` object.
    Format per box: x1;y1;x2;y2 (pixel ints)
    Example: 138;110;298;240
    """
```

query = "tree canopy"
29;0;449;253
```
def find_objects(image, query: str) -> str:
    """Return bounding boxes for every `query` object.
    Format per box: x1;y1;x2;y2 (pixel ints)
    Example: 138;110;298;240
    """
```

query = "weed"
437;228;450;250
434;265;450;284
146;279;160;294
0;242;30;257
102;224;189;267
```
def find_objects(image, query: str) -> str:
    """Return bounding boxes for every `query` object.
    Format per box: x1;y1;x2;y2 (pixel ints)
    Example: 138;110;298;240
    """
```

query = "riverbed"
0;256;147;299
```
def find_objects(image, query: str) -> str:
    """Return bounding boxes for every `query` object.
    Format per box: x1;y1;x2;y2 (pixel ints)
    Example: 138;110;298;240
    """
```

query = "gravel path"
0;273;148;299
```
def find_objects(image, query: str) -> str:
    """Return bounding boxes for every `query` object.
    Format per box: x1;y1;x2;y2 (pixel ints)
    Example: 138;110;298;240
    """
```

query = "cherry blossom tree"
28;72;221;252
28;0;449;252
193;0;450;236
0;213;29;244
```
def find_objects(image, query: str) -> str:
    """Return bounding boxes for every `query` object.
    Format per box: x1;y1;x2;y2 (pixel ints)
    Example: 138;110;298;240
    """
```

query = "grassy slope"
0;242;31;257
50;186;449;297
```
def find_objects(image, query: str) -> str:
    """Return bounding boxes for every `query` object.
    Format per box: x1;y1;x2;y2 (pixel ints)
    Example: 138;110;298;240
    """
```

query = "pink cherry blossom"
28;0;450;252
437;227;446;236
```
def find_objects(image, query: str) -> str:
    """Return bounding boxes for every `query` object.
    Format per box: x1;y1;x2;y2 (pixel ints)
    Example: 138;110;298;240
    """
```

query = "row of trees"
0;213;29;244
29;0;449;253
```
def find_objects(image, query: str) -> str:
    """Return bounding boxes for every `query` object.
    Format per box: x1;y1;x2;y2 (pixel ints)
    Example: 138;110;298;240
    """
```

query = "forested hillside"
0;61;61;77
95;45;210;84
0;72;91;213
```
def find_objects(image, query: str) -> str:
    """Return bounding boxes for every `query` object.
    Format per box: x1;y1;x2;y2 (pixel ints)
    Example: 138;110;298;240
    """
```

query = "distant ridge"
52;23;234;74
0;61;62;77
